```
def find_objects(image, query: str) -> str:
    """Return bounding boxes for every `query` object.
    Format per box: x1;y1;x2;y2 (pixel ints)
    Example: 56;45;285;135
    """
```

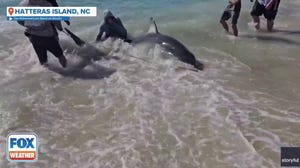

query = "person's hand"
58;27;63;31
65;21;70;26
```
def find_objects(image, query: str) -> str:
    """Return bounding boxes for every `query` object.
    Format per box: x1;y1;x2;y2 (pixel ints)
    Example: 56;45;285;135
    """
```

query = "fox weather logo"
7;132;38;162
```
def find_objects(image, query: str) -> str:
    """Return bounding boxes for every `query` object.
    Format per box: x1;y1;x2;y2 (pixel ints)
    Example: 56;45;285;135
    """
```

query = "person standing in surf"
220;0;241;36
17;0;67;68
250;0;281;31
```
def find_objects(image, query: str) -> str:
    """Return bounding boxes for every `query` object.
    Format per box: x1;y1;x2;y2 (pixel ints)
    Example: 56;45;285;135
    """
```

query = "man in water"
220;0;241;36
18;0;67;68
250;0;281;31
96;10;129;42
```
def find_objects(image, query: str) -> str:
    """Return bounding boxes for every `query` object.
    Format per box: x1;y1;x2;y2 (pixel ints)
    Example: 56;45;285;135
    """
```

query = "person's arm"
52;21;63;31
19;0;29;6
96;25;108;42
265;0;278;10
46;0;70;25
17;0;28;26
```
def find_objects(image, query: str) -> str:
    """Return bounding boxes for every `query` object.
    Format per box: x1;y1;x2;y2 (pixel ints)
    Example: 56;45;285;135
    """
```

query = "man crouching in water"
18;0;67;68
96;10;131;43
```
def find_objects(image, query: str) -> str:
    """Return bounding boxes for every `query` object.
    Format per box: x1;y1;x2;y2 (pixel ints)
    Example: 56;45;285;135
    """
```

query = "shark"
131;18;204;71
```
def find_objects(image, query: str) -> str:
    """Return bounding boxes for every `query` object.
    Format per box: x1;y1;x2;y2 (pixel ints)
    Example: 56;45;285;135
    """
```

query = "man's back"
110;18;127;39
18;0;62;37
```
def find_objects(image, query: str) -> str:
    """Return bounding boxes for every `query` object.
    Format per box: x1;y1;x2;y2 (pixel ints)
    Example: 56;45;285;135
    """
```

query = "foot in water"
59;55;67;68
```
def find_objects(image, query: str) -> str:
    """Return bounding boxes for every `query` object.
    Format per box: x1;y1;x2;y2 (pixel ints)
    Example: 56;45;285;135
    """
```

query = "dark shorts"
220;1;241;25
27;33;63;64
250;0;280;20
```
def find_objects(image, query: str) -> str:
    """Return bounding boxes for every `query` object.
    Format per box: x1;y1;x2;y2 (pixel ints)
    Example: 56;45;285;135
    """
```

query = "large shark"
63;18;204;72
45;28;116;79
131;18;204;71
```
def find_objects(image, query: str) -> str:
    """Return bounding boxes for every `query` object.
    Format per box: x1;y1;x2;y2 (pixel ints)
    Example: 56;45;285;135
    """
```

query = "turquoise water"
0;0;300;168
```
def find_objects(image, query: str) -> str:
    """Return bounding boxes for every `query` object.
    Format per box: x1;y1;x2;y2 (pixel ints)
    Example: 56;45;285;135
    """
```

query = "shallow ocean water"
0;0;300;168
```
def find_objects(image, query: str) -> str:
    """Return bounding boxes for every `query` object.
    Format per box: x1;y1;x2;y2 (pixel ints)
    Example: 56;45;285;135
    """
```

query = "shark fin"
147;17;159;34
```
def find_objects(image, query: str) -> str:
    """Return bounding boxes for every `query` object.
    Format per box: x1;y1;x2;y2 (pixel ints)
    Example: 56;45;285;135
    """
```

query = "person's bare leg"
267;20;274;32
220;20;229;33
252;16;260;30
232;24;238;36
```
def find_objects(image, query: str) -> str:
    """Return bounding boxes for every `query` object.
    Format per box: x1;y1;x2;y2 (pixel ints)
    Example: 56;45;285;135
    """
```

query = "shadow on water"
46;62;116;80
241;34;300;45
